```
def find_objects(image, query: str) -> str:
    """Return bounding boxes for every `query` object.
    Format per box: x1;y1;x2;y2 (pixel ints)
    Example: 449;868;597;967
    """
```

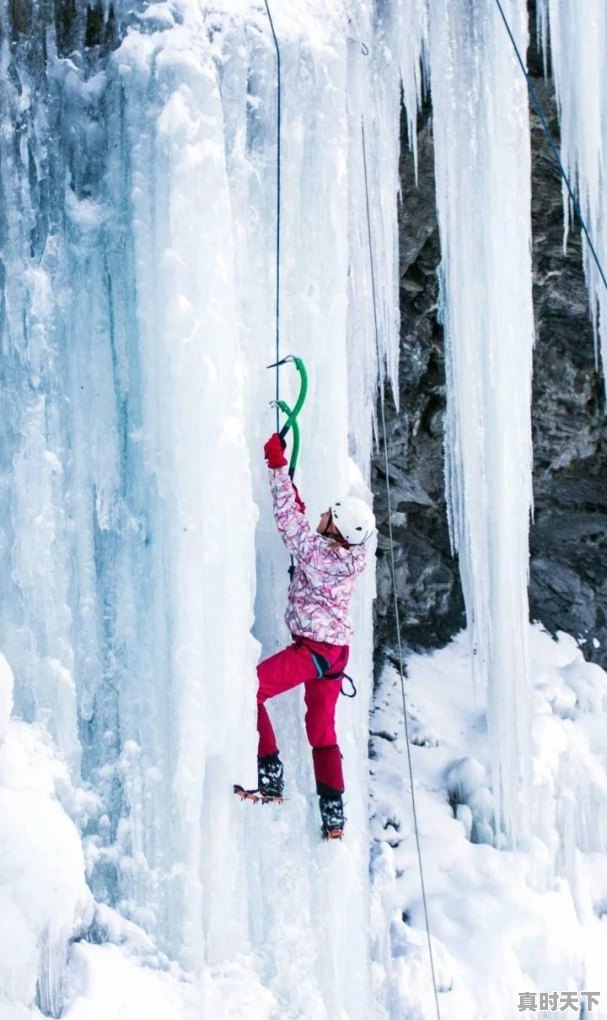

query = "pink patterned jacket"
269;467;367;645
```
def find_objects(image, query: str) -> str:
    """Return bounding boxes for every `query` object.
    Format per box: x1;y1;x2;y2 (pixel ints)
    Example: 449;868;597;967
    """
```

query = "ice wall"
538;0;607;385
427;0;534;843
0;707;92;1017
5;0;600;1014
0;1;403;1014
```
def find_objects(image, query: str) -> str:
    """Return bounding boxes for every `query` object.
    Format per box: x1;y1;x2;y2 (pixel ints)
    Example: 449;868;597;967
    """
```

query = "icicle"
36;928;68;1019
391;0;429;184
428;0;534;844
539;0;607;380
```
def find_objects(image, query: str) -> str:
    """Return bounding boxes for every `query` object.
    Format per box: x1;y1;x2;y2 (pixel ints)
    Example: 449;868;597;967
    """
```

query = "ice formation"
0;699;92;1016
0;0;398;1014
0;0;605;1017
538;0;607;382
427;0;534;844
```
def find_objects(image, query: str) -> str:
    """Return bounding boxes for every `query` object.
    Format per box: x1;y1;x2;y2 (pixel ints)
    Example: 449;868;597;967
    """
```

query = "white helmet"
330;496;376;546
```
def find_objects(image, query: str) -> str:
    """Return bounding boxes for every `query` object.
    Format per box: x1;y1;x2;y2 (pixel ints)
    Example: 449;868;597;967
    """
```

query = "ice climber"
243;431;375;839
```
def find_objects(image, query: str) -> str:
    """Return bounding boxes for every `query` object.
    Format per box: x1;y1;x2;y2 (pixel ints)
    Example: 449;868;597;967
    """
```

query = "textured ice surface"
0;654;13;745
538;0;607;382
61;941;277;1020
1;0;606;1017
0;0;402;1014
0;718;91;1018
428;0;534;844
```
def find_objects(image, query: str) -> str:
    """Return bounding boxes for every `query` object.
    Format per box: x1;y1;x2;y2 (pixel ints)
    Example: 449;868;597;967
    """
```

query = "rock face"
372;104;466;658
373;34;607;668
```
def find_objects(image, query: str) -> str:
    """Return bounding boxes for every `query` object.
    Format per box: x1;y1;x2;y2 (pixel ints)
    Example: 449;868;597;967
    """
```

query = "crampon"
322;827;344;841
233;784;284;805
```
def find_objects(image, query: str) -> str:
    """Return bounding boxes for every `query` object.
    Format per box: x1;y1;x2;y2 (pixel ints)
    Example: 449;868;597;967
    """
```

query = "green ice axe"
267;355;308;477
267;355;308;436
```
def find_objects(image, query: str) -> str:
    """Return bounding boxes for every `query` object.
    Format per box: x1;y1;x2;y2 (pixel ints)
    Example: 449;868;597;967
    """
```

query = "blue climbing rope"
361;117;442;1020
263;0;282;431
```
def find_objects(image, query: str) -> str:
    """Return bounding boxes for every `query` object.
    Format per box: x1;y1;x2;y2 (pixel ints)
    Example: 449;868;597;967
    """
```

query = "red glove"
264;433;287;469
292;482;306;514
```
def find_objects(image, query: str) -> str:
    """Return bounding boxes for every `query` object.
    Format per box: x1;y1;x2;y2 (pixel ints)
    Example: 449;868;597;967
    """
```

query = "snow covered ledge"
0;655;92;1017
369;625;607;1017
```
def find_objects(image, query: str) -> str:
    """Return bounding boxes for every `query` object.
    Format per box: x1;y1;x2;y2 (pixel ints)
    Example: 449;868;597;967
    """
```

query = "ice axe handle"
267;356;308;436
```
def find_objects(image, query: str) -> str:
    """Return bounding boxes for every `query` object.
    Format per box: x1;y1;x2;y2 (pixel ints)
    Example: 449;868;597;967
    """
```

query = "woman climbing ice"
235;432;375;839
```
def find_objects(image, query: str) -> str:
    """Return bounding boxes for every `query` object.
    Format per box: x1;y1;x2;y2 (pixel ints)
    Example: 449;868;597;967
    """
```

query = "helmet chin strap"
322;512;349;547
320;510;332;537
321;515;333;538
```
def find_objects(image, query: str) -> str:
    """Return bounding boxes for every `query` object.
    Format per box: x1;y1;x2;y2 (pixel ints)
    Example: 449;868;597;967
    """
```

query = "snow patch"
0;719;92;1016
370;625;607;1019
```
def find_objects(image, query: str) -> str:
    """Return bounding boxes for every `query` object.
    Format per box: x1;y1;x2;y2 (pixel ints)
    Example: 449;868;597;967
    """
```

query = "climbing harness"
493;0;607;305
362;118;442;1020
309;650;358;699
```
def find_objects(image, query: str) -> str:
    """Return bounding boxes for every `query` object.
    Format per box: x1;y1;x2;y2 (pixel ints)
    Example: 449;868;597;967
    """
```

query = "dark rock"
372;100;466;660
528;47;607;665
373;12;607;669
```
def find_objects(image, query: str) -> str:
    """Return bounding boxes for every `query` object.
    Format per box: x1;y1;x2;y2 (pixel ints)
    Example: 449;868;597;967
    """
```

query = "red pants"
257;635;349;792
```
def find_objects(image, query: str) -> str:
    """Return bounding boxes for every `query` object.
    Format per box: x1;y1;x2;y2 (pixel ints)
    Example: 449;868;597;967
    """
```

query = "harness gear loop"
340;674;357;698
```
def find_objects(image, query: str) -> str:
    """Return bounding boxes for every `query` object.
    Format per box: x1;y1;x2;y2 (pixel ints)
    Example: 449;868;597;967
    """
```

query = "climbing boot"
257;752;284;800
319;792;345;840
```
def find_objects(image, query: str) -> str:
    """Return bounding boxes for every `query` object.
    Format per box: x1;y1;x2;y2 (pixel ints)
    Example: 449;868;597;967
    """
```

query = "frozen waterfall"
427;0;534;843
538;0;607;386
1;0;606;1018
0;0;400;1014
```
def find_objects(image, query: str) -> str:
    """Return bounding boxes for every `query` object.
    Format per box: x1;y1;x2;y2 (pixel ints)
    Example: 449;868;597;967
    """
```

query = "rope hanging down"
263;0;282;431
493;0;607;302
361;119;442;1020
